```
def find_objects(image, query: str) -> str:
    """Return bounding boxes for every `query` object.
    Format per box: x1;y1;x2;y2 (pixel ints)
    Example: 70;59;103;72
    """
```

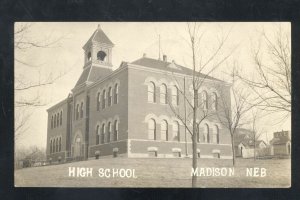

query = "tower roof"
74;65;112;88
83;26;114;49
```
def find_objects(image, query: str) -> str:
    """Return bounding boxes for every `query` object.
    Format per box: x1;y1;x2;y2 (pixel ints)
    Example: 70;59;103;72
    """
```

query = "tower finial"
98;24;101;30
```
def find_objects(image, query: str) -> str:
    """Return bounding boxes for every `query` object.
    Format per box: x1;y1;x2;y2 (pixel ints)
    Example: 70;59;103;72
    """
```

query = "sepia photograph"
14;22;291;188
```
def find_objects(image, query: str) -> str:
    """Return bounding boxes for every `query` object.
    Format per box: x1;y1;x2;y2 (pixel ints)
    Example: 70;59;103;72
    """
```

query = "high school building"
46;26;233;162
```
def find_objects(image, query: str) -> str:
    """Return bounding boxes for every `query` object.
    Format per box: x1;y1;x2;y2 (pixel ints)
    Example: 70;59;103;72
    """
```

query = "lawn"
14;158;290;188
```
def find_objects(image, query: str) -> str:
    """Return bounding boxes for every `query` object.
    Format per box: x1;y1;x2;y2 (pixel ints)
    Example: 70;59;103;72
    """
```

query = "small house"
270;131;291;156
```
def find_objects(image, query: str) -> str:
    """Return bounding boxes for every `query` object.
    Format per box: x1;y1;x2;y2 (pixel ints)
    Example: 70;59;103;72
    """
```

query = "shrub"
95;151;100;159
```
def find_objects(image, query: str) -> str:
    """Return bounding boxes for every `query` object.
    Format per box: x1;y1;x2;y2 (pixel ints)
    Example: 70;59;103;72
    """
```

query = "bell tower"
83;25;114;69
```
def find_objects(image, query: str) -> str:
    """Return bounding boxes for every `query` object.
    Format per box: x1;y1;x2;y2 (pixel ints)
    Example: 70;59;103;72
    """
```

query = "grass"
14;157;290;188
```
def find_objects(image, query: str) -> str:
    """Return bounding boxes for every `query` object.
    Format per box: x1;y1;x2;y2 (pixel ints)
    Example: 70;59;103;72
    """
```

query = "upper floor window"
102;90;106;109
160;84;167;104
114;84;119;104
60;111;62;126
148;82;156;103
54;114;57;128
96;125;100;145
56;113;59;127
161;120;168;141
114;120;119;141
212;92;218;110
202;91;208;110
173;121;180;141
172;86;179;106
97;51;107;61
108;87;112;106
148;119;156;140
80;102;84;118
76;104;79;120
101;124;105;144
97;92;101;111
51;116;53;129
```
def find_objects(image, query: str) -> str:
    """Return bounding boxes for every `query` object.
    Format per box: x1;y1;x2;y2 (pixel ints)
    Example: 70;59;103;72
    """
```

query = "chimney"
163;55;167;62
143;53;147;58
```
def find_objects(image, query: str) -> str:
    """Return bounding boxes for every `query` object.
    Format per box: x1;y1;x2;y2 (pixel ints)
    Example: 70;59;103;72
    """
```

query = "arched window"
114;120;119;141
97;51;107;61
161;120;168;141
87;52;91;61
203;123;210;143
160;84;168;104
97;92;101;111
213;125;220;144
212;92;218;110
107;122;111;143
56;113;59;127
59;137;61;152
108;87;112;106
51;116;53;129
52;139;55;153
50;140;52;154
76;104;79;120
148;119;156;140
172;86;179;105
60;111;62;126
55;138;59;153
114;84;119;104
173;121;180;141
101;124;105;144
197;124;200;143
54;114;57;128
102;90;106;109
148;82;156;103
202;91;208;110
96;125;100;145
80;102;84;118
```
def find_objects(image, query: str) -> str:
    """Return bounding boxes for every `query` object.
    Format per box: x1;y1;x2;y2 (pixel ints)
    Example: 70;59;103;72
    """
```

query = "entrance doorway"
74;136;82;157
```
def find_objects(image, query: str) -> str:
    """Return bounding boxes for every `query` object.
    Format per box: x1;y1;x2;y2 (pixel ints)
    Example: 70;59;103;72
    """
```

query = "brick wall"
127;66;232;146
129;139;232;158
89;140;127;157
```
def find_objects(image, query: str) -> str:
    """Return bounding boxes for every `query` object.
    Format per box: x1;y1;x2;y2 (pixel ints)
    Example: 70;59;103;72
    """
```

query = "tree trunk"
192;90;198;187
231;134;236;166
192;129;198;187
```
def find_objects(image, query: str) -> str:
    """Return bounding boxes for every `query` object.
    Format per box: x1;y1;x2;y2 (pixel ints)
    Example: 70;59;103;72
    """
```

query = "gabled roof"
270;137;291;145
130;57;223;82
240;139;265;148
270;130;291;145
74;66;112;88
233;128;254;146
83;27;114;49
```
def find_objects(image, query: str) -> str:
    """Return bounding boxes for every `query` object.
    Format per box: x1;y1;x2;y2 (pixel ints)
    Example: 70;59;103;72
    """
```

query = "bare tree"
166;23;235;187
238;25;291;116
14;23;67;140
249;109;265;161
217;66;252;166
15;145;46;169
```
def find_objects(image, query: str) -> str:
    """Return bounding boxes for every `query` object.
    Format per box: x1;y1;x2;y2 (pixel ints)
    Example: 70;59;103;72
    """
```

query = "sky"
14;22;291;149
